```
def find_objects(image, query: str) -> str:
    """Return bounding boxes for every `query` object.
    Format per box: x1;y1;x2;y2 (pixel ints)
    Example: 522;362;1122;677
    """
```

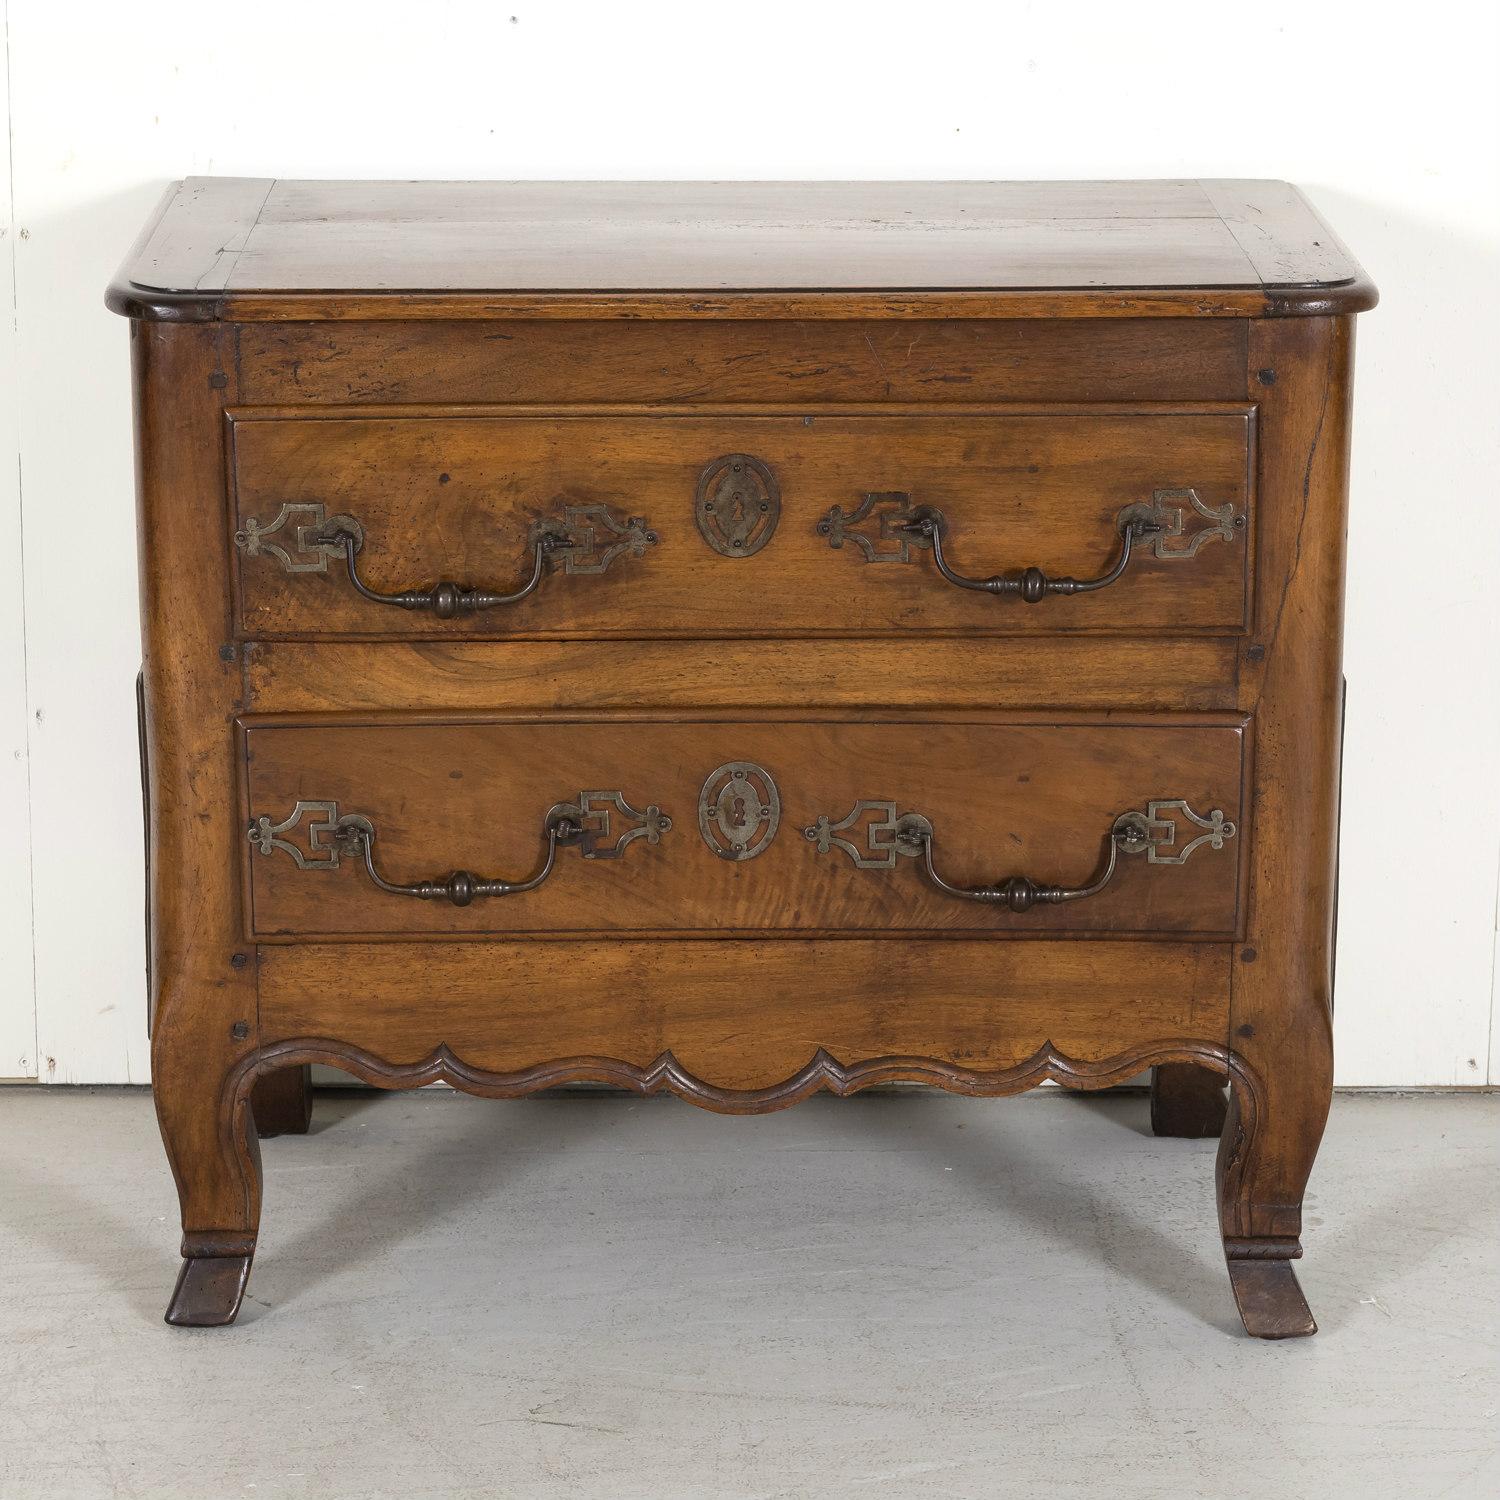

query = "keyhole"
729;794;748;829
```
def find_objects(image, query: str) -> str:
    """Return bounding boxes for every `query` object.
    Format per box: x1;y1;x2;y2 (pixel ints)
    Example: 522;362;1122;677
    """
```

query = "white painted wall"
0;3;38;1081
1;0;1496;1085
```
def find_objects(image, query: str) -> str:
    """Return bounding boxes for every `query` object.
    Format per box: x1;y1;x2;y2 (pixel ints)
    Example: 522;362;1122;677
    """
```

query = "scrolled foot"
1225;1249;1316;1339
165;1247;254;1327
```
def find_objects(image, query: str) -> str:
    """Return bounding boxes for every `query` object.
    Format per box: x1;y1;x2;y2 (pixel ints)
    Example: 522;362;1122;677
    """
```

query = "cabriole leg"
1217;1045;1330;1339
135;320;263;1327
155;1058;262;1327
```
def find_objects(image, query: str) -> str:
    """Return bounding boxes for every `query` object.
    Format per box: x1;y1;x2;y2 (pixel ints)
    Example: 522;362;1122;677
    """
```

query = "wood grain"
228;408;1253;639
234;191;1257;290
234;319;1249;406
242;637;1240;713
111;178;272;305
256;939;1232;1091
1200;181;1365;297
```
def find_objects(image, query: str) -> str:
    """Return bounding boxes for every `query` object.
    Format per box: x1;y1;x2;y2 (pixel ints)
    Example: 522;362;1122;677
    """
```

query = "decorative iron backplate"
234;504;363;574
803;800;924;868
815;493;925;562
1118;489;1243;558
1129;799;1237;863
247;791;671;870
566;790;673;857
544;505;658;575
235;501;655;577
698;762;781;861
694;454;781;557
247;800;362;868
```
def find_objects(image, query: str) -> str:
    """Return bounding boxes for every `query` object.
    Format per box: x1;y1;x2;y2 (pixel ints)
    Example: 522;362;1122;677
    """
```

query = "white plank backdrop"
1;0;1496;1085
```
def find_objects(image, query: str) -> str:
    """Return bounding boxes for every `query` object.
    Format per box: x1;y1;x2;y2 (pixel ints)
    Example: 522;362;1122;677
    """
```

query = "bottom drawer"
242;711;1246;939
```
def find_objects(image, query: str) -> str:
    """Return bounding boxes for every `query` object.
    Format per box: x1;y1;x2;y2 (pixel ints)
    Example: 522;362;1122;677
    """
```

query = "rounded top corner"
106;277;225;323
1263;270;1380;318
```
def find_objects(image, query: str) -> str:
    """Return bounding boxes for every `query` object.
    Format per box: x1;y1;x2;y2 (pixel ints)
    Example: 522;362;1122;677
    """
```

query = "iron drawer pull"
233;501;659;619
247;792;672;907
329;524;557;617
347;806;572;904
897;506;1159;602
804;798;1236;910
816;489;1243;602
906;811;1137;909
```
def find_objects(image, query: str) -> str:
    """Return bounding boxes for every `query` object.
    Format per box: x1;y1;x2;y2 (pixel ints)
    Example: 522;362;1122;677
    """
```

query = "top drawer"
228;408;1253;640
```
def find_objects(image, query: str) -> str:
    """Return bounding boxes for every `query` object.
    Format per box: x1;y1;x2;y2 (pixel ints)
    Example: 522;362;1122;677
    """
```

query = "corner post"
1219;315;1356;1336
135;317;262;1325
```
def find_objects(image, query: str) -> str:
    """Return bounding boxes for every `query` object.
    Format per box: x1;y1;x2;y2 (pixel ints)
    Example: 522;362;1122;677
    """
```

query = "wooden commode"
108;179;1375;1335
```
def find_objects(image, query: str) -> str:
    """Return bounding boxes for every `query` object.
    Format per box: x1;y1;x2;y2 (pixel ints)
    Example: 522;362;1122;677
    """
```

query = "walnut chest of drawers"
109;178;1375;1336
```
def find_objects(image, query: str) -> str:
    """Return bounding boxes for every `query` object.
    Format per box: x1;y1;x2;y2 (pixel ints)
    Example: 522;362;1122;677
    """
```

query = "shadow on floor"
251;1088;615;1317
252;1082;1241;1331
0;1152;167;1325
848;1089;1238;1335
302;1086;387;1136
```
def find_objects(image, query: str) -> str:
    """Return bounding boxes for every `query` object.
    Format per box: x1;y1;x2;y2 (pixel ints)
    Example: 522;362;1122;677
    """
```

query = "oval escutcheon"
698;761;781;861
694;454;780;557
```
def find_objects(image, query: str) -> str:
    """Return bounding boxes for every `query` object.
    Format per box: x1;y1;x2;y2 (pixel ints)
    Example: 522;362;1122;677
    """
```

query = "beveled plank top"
108;179;1375;321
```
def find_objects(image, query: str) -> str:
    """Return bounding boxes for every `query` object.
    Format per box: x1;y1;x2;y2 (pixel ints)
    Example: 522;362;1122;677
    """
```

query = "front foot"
1224;1247;1316;1338
166;1243;255;1327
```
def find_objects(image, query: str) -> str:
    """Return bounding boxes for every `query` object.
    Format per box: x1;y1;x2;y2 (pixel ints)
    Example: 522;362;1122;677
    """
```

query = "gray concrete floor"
1;1088;1496;1500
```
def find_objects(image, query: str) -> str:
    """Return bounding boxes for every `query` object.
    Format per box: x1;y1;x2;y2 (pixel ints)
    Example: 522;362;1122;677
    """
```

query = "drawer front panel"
229;410;1253;639
242;713;1247;939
